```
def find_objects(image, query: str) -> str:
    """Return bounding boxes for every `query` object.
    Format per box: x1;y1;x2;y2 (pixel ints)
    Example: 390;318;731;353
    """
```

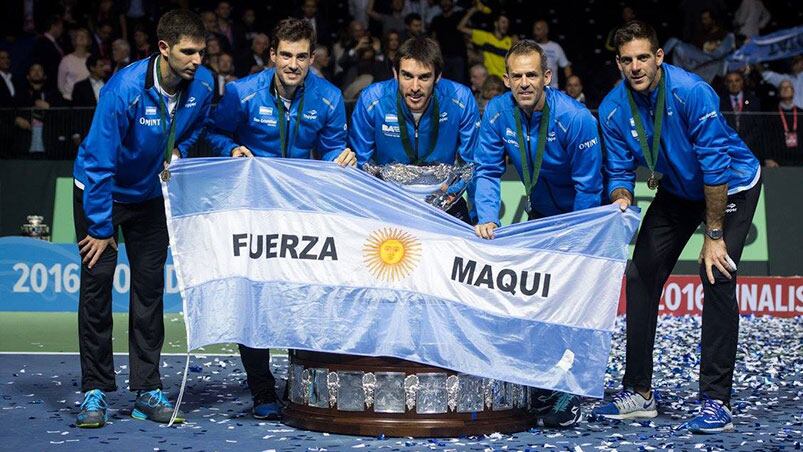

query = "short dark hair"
271;18;316;52
85;54;101;71
394;36;443;78
504;39;548;74
405;13;422;26
613;20;659;55
156;9;205;46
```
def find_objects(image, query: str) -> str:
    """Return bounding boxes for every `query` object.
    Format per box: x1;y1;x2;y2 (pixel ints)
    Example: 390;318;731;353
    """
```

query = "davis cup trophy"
281;163;537;437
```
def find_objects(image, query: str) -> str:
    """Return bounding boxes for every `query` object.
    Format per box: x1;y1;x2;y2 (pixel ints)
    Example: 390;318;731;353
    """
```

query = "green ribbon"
513;96;550;201
625;68;666;174
396;91;439;165
274;79;305;159
155;56;182;164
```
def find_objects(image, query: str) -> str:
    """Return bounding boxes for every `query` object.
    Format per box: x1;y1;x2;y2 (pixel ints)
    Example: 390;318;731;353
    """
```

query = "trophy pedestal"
282;350;536;437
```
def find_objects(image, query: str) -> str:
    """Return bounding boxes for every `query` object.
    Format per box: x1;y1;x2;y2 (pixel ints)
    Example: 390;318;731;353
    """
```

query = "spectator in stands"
334;21;379;78
0;50;23;107
766;80;802;167
368;0;407;37
300;0;331;45
32;14;66;91
205;37;223;73
70;55;111;148
404;13;425;40
477;74;504;115
469;63;488;102
215;1;236;50
111;39;131;73
761;56;803;109
349;0;370;27
719;71;759;141
336;23;382;85
532;20;572;89
14;63;67;157
564;74;586;105
405;0;441;26
234;7;259;49
213;52;237;102
132;26;153;60
91;22;114;59
733;0;770;39
58;28;92;101
311;46;332;80
605;6;637;52
235;33;270;77
201;10;229;53
458;6;515;78
430;0;467;84
376;30;402;80
341;43;387;97
93;0;125;42
71;54;110;107
693;10;728;53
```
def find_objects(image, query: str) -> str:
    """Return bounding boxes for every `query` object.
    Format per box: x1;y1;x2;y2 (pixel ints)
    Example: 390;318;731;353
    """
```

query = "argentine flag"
162;158;639;398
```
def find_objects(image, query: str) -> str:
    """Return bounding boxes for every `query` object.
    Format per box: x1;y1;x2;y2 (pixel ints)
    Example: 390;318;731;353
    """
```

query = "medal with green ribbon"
155;56;182;183
513;97;550;214
273;79;305;158
626;68;666;190
396;91;439;164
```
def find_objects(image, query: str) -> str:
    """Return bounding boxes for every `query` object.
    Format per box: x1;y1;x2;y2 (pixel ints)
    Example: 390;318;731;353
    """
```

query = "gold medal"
160;168;171;182
647;172;659;190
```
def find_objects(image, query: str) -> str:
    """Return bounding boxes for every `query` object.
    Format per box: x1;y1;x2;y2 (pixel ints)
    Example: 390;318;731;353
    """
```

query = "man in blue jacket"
473;40;603;428
349;36;479;222
207;18;355;421
72;10;213;428
592;21;761;434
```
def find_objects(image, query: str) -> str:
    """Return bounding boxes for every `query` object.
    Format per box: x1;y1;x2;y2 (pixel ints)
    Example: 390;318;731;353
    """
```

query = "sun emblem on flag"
362;228;422;281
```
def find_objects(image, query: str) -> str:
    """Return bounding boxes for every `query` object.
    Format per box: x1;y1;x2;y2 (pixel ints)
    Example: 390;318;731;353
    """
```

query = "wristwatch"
705;228;723;240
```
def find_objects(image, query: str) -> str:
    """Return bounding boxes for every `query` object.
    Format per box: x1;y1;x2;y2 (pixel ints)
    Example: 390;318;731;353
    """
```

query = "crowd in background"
0;0;800;165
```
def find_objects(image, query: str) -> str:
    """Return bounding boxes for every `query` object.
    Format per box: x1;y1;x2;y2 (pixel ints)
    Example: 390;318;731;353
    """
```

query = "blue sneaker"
592;389;657;420
683;399;734;433
76;389;108;428
253;398;281;420
132;389;185;424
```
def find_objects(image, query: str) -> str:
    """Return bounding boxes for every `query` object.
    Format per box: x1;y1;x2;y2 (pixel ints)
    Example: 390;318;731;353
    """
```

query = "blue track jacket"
73;54;213;239
206;68;347;159
349;78;480;166
475;89;602;224
599;63;760;201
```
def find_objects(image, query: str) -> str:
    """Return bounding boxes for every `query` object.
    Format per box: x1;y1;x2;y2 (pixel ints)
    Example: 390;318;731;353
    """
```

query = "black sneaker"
540;392;582;428
76;389;108;428
530;388;558;416
132;389;185;424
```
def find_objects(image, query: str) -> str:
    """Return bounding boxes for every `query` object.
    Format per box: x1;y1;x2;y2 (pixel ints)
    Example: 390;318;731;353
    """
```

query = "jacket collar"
145;53;189;93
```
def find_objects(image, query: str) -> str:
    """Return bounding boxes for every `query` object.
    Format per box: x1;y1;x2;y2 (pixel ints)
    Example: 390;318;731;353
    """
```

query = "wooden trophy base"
281;351;536;437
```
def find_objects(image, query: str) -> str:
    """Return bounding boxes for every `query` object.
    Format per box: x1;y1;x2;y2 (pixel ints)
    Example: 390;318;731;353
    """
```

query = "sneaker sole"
596;409;658;420
131;408;185;424
253;413;281;420
76;421;105;428
689;423;734;434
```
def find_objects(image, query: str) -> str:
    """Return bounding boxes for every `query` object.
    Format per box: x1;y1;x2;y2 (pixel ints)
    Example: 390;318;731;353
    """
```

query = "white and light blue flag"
162;158;639;398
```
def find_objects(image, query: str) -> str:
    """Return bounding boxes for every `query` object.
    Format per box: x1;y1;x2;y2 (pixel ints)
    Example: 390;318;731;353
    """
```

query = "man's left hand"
164;148;180;168
699;237;734;284
334;148;357;167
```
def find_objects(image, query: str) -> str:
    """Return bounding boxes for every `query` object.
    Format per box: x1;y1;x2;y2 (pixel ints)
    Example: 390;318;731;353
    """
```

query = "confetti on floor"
0;315;800;450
